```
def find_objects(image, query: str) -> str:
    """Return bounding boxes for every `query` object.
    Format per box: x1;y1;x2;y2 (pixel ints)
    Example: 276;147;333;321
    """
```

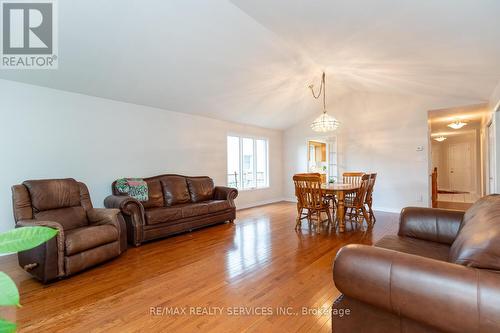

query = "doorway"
428;104;490;210
308;140;327;184
307;137;338;184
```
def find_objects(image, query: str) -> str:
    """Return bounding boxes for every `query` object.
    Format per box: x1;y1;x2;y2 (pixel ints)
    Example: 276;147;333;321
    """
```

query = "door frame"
487;117;496;194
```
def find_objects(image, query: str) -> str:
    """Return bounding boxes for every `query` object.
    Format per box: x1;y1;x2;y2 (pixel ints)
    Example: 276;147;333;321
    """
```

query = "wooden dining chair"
343;172;365;185
338;172;365;207
293;174;332;230
293;173;321;228
364;173;377;224
345;174;371;228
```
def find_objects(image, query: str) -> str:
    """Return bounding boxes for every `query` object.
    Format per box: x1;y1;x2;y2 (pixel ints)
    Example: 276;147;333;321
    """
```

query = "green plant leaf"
0;272;19;307
0;319;16;333
0;226;58;254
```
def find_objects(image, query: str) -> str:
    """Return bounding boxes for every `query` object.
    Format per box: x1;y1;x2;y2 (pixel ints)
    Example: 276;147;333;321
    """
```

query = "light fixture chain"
309;72;327;113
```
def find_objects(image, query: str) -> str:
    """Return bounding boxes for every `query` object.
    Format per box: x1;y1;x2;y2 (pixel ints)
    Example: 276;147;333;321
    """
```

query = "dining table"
322;183;360;232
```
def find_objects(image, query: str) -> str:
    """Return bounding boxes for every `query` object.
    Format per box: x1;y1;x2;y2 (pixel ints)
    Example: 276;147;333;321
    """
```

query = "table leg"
338;192;345;232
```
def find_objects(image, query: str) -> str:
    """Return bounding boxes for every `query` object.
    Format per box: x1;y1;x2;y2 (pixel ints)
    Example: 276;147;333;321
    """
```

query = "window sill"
236;186;270;192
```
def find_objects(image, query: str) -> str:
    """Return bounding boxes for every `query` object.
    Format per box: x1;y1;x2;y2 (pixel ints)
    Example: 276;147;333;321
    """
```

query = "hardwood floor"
0;202;399;333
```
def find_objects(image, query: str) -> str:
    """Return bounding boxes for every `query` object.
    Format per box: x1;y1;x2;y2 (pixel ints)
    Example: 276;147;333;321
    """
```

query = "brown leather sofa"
12;179;127;283
104;174;238;246
332;194;500;333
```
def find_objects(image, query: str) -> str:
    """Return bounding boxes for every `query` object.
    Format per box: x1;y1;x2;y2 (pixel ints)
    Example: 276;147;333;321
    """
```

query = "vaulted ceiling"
1;0;499;129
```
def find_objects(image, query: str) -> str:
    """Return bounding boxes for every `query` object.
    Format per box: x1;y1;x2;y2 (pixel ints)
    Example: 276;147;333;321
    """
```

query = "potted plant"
0;226;57;332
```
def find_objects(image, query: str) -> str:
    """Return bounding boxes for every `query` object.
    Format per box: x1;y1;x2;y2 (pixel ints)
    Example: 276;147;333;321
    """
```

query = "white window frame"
227;134;269;191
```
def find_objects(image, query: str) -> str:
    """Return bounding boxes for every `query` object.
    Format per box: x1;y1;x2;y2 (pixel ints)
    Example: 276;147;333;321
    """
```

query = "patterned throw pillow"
115;178;149;201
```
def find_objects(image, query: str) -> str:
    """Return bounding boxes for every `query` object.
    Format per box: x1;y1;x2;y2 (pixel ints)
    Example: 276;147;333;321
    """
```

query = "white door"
448;142;473;192
488;121;496;194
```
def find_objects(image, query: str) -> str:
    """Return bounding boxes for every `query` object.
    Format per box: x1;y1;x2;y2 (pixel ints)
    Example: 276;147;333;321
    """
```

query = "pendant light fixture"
309;71;340;132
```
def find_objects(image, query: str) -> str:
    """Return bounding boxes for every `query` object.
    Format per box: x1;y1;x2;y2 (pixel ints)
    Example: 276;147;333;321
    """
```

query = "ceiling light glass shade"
447;121;466;130
310;112;340;132
434;136;447;142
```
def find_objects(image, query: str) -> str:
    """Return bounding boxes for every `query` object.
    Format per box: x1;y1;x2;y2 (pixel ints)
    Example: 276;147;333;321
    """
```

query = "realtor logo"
1;0;57;69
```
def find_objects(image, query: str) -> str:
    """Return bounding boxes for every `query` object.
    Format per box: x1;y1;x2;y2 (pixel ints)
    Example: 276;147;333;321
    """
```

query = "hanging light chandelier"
309;71;340;132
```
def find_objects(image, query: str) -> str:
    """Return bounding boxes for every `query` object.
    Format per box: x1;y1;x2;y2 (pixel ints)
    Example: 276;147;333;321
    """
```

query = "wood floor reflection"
0;201;399;333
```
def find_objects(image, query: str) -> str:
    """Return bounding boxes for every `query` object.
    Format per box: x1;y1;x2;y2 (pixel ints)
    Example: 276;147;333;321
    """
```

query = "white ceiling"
1;0;500;129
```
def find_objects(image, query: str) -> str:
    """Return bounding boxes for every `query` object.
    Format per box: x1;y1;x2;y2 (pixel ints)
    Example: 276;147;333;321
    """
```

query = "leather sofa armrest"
16;220;65;279
333;244;500;333
87;208;127;253
213;186;238;207
104;195;145;246
398;207;464;244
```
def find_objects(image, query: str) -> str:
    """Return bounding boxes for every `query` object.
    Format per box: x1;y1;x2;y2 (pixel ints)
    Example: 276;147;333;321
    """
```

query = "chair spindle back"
293;174;324;210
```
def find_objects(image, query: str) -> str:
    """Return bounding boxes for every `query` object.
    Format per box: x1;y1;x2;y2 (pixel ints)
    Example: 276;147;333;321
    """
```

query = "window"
328;137;338;183
227;135;269;190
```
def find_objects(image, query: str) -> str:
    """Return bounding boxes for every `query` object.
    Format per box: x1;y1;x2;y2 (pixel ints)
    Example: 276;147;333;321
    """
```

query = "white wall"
284;91;479;213
0;80;284;232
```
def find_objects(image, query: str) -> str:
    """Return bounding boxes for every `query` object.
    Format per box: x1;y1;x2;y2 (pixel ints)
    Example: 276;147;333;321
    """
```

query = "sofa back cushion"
142;180;164;209
449;194;500;270
161;176;191;206
35;206;88;230
23;178;81;212
187;177;214;203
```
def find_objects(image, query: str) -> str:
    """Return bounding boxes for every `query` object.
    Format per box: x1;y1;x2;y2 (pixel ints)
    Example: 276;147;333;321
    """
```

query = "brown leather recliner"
332;194;500;333
104;174;238;246
12;178;127;283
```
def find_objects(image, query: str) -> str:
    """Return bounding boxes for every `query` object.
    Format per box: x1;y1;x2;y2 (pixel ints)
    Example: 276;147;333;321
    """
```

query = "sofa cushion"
187;177;214;203
161;176;191;206
206;200;231;214
142;181;164;209
449;194;500;270
65;242;119;276
181;203;209;218
375;235;450;262
65;225;118;256
145;207;183;225
35;206;88;230
23;178;81;212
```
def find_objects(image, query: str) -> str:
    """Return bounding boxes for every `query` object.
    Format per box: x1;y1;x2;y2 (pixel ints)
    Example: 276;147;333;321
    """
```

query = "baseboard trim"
236;198;288;210
372;206;401;214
